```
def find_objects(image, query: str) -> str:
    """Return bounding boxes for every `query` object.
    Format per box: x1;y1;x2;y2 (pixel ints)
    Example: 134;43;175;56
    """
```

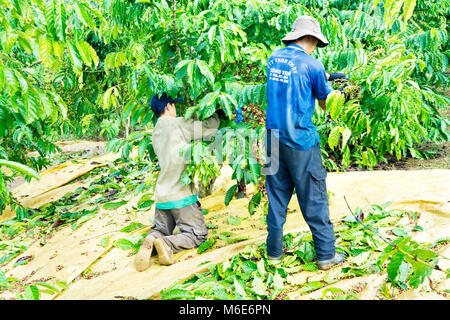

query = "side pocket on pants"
310;167;328;201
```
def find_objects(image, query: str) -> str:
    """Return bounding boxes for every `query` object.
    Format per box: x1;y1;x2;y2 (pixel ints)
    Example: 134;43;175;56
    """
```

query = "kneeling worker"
135;92;221;271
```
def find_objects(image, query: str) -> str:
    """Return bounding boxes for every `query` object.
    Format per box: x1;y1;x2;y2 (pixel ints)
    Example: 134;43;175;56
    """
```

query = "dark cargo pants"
265;138;336;260
148;201;208;253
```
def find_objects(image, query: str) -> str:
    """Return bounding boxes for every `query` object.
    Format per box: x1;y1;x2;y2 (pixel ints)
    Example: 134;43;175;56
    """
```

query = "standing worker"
265;16;347;270
135;92;221;271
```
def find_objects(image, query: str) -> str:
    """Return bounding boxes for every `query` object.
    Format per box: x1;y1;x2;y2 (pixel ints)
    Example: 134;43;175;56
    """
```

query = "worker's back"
152;116;196;206
266;43;332;151
152;114;220;208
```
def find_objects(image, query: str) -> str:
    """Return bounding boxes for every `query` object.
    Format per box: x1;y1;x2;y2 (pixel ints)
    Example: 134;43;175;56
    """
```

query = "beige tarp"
0;148;448;300
1;142;116;223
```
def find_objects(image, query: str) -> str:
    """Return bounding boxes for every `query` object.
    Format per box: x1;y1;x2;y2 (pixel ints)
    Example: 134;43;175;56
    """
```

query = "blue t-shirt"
266;44;332;150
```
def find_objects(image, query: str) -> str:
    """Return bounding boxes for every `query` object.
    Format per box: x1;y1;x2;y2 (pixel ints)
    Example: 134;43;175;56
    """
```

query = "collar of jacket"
288;43;307;53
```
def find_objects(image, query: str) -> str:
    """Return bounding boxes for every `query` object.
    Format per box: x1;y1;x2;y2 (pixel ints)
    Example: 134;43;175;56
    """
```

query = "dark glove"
337;87;350;102
328;72;348;81
215;108;227;119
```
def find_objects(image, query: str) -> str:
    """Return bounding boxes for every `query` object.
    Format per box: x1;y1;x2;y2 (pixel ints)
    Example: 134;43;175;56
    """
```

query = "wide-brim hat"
282;15;329;48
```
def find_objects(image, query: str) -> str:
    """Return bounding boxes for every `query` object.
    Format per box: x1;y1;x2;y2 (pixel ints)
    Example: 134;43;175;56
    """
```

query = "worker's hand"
328;72;348;81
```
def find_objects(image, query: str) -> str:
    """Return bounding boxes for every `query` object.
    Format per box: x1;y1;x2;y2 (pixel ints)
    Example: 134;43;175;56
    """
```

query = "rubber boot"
134;235;155;272
154;238;175;265
317;253;345;270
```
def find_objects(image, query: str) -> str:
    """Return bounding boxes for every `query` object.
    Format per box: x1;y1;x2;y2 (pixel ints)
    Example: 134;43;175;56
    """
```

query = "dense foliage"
0;0;449;217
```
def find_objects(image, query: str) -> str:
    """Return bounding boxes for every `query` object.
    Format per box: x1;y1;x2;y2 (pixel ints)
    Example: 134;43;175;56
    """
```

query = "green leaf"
184;106;199;120
196;59;215;85
112;238;134;250
257;259;266;277
295;241;316;263
67;41;83;75
233;277;248;298
208;25;217;44
247;161;261;185
392;227;408;237
44;0;56;38
2;68;18;96
273;270;284;291
251;275;267;296
72;213;96;230
199;91;220;119
299;281;323;294
74;2;97;31
99;236;110;248
402;0;416;26
352;251;372;266
321;287;345;298
0;270;10;288
387;251;405;281
219;93;237;118
341;128;351;150
105;52;127;70
174;59;192;78
226;236;249;244
14;70;28;94
326;90;344;120
85;41;99;67
47;91;68;119
383;0;405;28
241;261;257;275
35;282;60;294
299;263;319;271
76;40;97;68
24;285;40;300
197;238;216;254
340;230;364;241
328;126;341;151
205;223;217;229
120;222;145;233
38;35;54;70
161;288;194;300
378;243;396;267
55;2;67;42
0;159;40;180
103;200;127;210
38;91;55;119
224;184;238;206
409;260;433;288
137;196;154;211
248;192;262;215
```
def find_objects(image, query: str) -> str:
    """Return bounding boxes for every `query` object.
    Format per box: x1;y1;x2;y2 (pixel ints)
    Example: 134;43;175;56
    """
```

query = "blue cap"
150;92;183;117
